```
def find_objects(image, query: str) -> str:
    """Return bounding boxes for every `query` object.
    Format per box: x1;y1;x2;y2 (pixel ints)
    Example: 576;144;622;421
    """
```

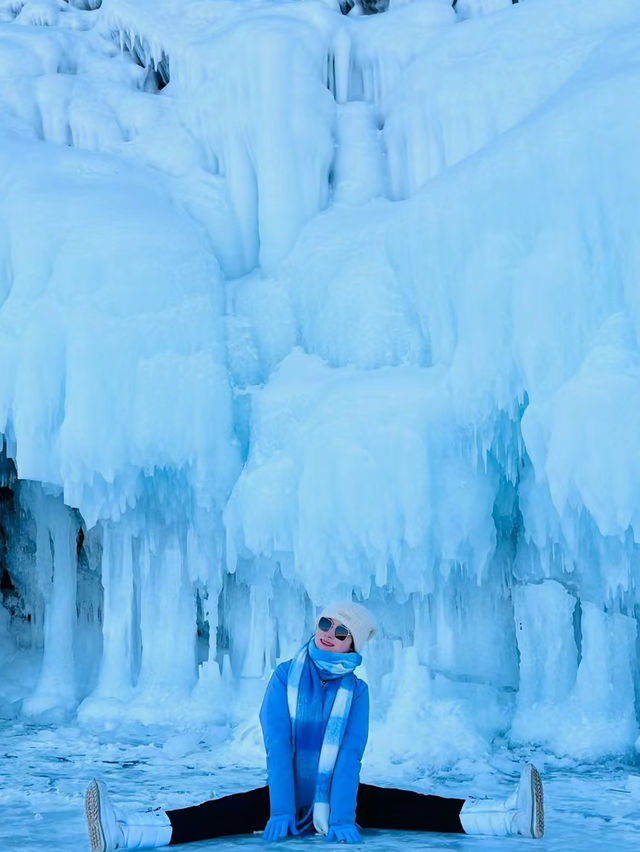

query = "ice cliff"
1;0;640;765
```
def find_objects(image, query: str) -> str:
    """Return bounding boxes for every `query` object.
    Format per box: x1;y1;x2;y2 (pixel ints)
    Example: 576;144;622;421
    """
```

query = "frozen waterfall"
1;0;640;767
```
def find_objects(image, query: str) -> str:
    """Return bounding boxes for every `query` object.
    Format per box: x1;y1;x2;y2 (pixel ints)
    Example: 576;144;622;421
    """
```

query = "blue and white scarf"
287;638;361;834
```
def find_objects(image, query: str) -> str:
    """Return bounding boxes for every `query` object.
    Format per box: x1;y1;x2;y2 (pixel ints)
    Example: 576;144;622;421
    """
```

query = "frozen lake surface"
2;722;639;852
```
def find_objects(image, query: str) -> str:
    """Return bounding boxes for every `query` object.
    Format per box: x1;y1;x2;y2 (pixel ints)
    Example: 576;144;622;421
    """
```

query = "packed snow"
1;3;640;843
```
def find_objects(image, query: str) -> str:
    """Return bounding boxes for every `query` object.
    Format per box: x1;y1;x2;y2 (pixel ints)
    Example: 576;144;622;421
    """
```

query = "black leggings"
167;784;465;844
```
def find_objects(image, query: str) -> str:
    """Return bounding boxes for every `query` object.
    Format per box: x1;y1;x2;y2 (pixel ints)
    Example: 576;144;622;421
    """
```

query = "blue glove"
263;815;295;842
326;824;362;843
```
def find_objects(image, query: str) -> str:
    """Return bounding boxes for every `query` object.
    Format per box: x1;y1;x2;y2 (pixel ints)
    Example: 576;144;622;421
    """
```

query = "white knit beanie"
318;601;377;653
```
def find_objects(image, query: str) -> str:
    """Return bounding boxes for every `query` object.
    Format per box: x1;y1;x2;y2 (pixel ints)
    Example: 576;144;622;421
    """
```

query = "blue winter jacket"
259;659;369;832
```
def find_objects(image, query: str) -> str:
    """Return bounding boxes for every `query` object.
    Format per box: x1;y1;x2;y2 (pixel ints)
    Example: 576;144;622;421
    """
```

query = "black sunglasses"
317;616;350;641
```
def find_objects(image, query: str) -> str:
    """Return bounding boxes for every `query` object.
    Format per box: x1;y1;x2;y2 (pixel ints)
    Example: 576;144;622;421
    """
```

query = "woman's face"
314;616;353;653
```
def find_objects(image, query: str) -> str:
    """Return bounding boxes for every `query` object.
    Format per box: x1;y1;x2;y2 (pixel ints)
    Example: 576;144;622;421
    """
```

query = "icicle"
333;27;351;105
241;583;271;678
82;521;136;706
21;488;78;720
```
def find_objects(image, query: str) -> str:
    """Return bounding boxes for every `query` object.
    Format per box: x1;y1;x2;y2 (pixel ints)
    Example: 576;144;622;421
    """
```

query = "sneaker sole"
529;765;544;839
85;780;107;852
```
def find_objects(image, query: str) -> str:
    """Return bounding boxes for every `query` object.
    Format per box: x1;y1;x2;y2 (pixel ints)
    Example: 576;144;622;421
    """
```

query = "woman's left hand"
326;824;362;843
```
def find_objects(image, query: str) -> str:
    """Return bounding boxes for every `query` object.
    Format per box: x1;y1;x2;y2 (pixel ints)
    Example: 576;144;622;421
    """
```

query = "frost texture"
1;0;640;764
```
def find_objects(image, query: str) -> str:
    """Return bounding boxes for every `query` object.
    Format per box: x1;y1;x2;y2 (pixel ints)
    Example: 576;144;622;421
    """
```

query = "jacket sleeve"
328;679;369;827
259;662;296;818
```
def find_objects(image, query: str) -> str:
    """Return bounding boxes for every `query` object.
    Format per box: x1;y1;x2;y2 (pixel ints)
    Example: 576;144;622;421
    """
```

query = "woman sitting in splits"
85;601;544;851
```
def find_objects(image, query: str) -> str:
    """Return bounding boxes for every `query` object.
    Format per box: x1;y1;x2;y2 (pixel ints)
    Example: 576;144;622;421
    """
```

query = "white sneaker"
510;763;544;839
84;780;172;851
459;763;544;839
85;780;125;852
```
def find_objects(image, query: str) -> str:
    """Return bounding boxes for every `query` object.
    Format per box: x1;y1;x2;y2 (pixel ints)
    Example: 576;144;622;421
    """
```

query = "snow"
1;0;640;834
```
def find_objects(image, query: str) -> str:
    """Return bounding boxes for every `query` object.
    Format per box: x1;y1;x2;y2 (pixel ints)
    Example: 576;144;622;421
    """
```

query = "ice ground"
2;721;640;852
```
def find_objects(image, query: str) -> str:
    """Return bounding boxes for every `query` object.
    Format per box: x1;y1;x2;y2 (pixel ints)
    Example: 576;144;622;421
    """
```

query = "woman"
85;601;544;851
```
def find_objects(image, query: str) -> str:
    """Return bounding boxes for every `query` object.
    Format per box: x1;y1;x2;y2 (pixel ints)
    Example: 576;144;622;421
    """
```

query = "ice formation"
1;0;640;765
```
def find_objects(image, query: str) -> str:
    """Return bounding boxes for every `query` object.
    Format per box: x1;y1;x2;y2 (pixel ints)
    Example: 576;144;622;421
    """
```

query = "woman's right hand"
326;824;362;843
263;814;295;842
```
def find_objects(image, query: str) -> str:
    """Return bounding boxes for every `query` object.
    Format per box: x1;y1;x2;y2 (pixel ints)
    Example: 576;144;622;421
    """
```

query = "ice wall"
1;0;640;765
